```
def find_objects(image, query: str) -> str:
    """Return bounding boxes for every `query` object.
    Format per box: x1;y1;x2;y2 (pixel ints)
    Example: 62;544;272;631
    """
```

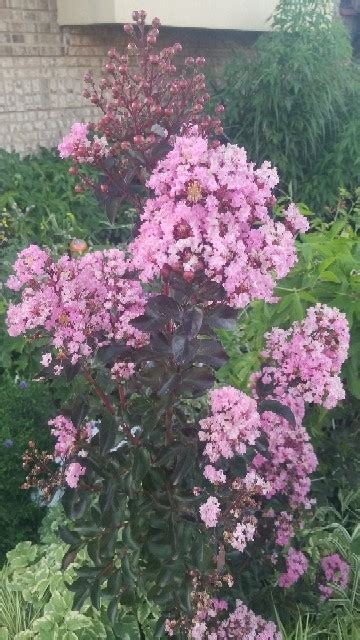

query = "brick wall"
0;0;257;154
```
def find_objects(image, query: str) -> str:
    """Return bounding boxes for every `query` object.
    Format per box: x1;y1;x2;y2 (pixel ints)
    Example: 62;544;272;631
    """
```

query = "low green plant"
0;511;159;640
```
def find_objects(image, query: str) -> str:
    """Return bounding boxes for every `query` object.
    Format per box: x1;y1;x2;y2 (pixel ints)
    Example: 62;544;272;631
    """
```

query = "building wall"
0;0;257;154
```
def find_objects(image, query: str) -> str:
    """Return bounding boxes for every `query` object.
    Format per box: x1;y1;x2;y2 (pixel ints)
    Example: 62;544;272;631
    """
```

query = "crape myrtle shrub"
4;10;352;639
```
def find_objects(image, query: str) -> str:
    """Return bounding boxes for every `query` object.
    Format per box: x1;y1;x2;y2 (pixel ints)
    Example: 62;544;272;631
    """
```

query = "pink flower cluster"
58;122;109;164
319;553;350;600
251;304;349;509
6;246;146;372
251;407;318;509
199;496;221;528
197;304;349;576
228;520;256;552
259;303;350;410
198;387;260;463
48;414;93;488
278;548;309;588
191;599;281;639
274;512;295;547
130;134;308;307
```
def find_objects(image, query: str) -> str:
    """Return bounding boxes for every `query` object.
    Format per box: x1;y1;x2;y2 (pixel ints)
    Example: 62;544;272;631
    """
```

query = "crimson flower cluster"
58;10;223;217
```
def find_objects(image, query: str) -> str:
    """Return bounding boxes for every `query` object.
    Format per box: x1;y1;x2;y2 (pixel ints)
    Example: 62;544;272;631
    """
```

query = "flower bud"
132;10;139;21
149;54;160;65
215;104;225;114
100;183;109;193
195;56;206;66
108;48;117;58
68;166;78;175
133;135;144;145
74;184;83;193
118;65;127;75
139;9;147;20
185;57;194;66
120;141;131;151
152;17;161;27
183;271;195;283
147;35;157;45
69;239;88;255
123;23;134;34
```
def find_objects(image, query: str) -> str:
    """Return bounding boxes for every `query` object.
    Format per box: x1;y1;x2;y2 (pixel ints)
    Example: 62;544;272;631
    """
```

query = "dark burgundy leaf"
258;399;296;427
204;305;238;331
182;307;203;339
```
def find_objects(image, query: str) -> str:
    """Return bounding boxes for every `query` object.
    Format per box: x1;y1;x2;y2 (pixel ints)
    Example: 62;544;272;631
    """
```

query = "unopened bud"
69;239;88;255
123;23;134;34
183;271;195;283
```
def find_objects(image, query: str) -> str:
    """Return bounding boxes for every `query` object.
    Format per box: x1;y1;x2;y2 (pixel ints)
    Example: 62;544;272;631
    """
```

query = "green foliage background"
214;0;360;209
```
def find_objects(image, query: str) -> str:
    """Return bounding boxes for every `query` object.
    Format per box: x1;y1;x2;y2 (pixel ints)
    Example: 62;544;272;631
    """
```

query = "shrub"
0;513;159;639
3;9;355;639
0;379;54;563
215;0;359;209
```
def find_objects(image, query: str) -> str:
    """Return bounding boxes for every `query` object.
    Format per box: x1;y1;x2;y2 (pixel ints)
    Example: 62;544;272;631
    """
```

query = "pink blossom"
278;548;309;588
319;553;350;600
215;600;280;639
48;414;92;459
199;496;221;528
65;462;86;488
6;248;147;370
58;122;89;159
199;387;260;464
6;245;50;292
110;361;136;380
284;203;310;234
228;520;256;552
130;134;306;308
274;512;294;547
203;464;226;484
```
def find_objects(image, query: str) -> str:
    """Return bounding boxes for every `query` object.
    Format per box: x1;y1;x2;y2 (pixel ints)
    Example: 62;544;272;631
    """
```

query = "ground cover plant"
2;6;360;640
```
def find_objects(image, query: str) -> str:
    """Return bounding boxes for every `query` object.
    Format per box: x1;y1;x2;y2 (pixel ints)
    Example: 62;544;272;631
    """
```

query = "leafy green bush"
0;509;159;640
215;0;360;209
0;148;105;253
0;379;55;563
